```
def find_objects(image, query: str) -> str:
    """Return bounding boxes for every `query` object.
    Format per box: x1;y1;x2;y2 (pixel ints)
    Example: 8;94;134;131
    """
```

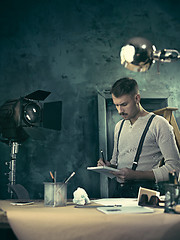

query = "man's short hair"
110;77;139;98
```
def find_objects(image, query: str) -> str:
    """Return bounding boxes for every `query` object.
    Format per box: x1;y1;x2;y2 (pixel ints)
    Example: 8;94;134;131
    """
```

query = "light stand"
0;90;62;199
153;49;180;62
8;141;19;198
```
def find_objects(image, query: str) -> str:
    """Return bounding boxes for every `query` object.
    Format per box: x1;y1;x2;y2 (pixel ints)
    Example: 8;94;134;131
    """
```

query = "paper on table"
92;198;138;207
97;206;154;214
87;166;119;178
10;201;34;206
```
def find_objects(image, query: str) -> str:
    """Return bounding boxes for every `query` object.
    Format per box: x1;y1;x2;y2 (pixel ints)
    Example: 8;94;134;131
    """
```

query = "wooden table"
0;206;17;240
1;200;180;240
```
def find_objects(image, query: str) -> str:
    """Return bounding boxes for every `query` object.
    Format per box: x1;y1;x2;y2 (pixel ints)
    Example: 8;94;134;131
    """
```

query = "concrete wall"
0;0;179;199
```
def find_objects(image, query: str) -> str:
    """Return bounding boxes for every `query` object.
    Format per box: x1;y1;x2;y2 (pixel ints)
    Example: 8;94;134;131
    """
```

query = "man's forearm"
133;170;155;181
113;168;155;182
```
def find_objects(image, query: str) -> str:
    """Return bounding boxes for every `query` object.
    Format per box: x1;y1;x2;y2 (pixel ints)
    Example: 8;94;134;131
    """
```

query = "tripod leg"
8;142;19;198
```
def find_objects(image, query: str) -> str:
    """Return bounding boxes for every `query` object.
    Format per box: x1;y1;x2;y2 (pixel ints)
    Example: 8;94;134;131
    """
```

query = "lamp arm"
153;49;180;62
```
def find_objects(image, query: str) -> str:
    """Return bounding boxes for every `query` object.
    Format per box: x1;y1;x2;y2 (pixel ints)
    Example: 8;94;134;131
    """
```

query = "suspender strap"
117;119;125;151
132;114;156;171
116;119;125;164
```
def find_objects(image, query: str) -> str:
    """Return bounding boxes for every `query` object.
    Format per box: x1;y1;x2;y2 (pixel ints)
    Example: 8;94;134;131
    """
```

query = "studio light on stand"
120;37;180;72
0;90;62;198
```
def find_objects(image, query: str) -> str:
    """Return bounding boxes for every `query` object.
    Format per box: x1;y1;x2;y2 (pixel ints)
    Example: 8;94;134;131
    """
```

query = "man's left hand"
112;168;136;181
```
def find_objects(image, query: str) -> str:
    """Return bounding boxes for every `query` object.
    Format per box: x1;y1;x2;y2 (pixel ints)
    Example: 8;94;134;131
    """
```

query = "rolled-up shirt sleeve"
152;117;180;182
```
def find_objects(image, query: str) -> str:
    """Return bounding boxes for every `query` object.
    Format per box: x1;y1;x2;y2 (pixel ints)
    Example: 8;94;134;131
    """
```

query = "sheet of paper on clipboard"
87;166;119;178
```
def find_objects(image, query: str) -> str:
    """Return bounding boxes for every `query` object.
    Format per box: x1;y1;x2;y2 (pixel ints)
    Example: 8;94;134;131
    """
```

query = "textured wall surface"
0;0;179;199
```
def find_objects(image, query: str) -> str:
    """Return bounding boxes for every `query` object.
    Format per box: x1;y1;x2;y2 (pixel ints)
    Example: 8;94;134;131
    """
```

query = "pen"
56;172;76;195
100;149;106;164
74;205;121;208
50;171;55;182
64;172;75;184
54;171;57;184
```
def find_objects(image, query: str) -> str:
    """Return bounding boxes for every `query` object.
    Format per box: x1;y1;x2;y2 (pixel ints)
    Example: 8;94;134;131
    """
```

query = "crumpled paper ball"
73;187;91;205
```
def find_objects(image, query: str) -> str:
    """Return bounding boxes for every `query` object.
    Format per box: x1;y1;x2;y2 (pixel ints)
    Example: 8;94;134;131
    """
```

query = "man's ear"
135;94;141;104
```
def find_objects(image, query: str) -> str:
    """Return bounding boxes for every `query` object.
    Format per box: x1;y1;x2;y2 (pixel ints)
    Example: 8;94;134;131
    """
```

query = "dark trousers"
112;180;158;198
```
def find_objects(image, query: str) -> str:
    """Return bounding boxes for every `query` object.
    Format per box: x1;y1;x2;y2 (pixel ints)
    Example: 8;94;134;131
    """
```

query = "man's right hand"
97;158;111;167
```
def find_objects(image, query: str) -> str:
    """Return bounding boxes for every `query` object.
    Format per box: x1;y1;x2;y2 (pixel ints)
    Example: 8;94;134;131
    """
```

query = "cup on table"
44;182;67;207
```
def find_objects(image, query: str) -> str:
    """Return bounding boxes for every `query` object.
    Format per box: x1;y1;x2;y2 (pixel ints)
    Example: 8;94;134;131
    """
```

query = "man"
98;77;180;197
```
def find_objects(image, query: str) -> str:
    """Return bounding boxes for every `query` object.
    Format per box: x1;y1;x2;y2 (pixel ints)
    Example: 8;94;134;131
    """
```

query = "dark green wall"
0;0;180;199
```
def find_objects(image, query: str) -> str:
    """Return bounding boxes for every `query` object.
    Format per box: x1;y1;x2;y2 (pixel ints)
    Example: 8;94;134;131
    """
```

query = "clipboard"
87;166;119;178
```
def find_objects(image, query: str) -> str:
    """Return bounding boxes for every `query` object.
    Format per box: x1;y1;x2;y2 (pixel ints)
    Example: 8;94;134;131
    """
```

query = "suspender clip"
132;162;138;165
